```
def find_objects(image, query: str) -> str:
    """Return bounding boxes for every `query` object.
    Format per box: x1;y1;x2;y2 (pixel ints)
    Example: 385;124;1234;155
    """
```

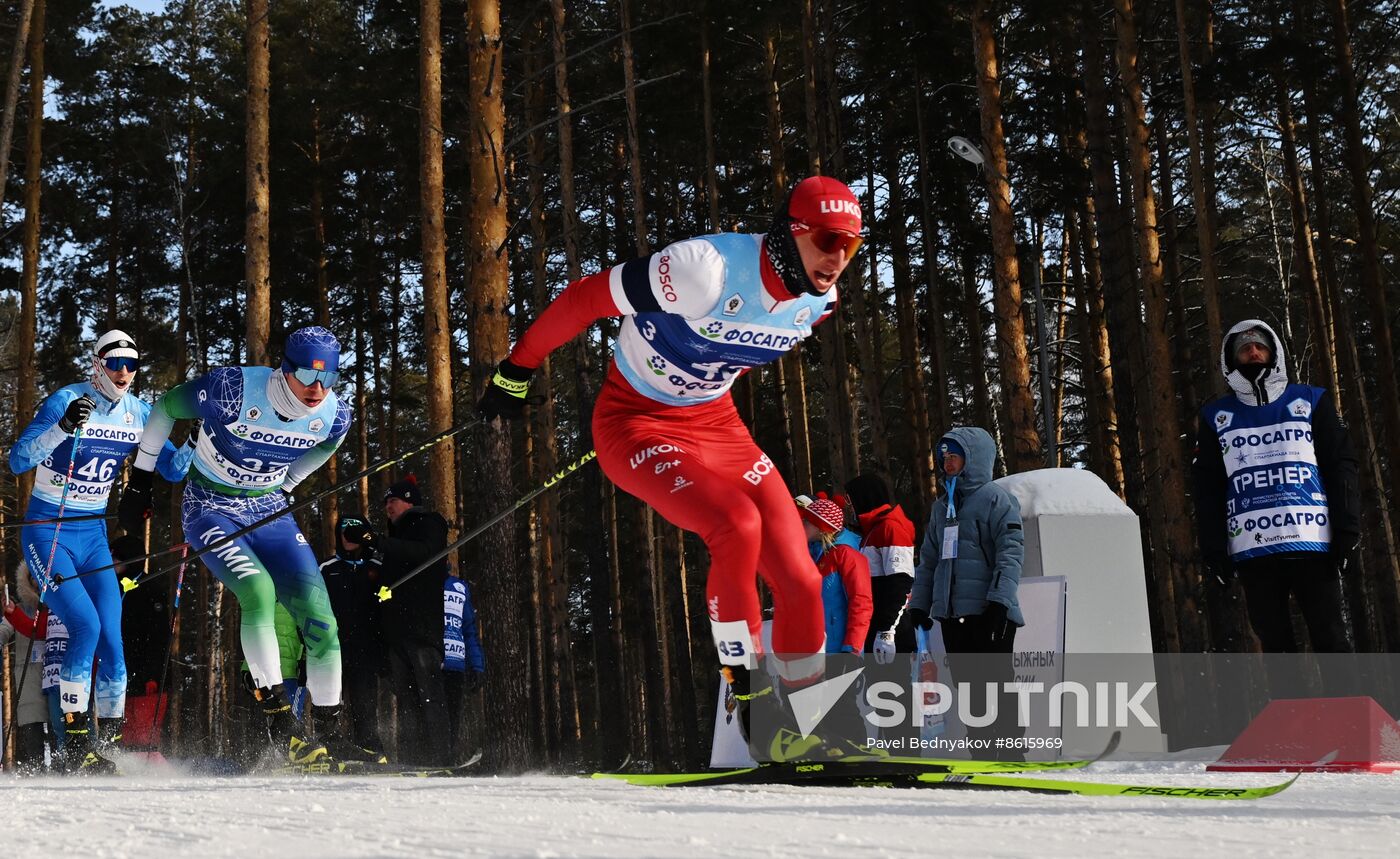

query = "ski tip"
459;750;485;769
1100;730;1123;760
1312;749;1340;767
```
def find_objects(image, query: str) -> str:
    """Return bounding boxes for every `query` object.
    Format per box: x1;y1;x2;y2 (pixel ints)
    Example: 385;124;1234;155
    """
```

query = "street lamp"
947;136;1057;467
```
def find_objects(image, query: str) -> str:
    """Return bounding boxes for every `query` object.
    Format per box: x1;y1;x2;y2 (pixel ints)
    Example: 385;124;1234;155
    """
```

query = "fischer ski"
594;732;1122;787
274;750;483;778
596;766;1298;800
903;770;1300;800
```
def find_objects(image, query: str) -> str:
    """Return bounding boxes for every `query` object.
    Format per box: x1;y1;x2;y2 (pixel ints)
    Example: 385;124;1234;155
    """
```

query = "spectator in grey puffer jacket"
910;426;1025;759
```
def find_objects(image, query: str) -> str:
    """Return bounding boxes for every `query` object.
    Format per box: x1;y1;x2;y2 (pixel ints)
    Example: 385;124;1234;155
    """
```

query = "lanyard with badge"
941;476;959;560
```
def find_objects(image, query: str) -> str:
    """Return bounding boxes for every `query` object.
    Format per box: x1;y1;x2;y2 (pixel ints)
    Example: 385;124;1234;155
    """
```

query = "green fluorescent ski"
909;770;1300;800
595;767;1299;800
594;732;1122;787
594;758;1089;787
273;750;484;778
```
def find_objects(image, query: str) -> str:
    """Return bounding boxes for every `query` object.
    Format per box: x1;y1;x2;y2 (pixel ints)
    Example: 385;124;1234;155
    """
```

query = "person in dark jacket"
842;473;917;660
1190;319;1359;653
114;535;168;698
319;514;387;756
911;427;1024;760
341;475;450;765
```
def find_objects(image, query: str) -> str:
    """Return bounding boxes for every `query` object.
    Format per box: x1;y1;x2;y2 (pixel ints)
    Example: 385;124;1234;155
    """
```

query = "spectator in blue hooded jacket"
910;426;1025;759
442;570;485;762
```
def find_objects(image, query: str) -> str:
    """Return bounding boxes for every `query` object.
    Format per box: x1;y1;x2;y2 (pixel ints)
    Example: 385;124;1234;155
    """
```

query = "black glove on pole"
118;469;155;534
59;395;96;434
477;360;534;421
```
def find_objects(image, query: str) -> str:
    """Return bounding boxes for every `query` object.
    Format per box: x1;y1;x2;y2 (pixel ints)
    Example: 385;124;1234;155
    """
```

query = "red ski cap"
787;176;862;236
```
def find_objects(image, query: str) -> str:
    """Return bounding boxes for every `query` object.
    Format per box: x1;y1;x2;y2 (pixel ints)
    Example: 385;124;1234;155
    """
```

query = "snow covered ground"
3;761;1398;858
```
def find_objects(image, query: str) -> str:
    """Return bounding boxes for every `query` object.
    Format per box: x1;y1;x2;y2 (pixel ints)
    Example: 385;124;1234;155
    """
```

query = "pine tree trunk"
914;76;951;437
620;0;647;256
619;0;675;757
971;0;1041;472
1293;0;1400;649
1053;37;1125;495
244;0;271;365
1113;0;1204;652
849;147;888;474
465;0;527;769
1071;204;1125;497
700;4;720;232
956;211;995;434
818;0;862;480
14;0;44;504
0;0;35;214
354;301;370;518
1152;108;1197;429
420;0;457;529
760;27;802;484
1327;0;1400;493
1275;81;1340;400
885;140;934;514
801;0;855;484
549;0;622;764
308;105;337;553
1173;0;1224;371
527;18;579;759
1082;0;1165;647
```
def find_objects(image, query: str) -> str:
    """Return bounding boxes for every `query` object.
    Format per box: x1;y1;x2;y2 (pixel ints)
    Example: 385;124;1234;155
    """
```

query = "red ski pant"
593;369;824;680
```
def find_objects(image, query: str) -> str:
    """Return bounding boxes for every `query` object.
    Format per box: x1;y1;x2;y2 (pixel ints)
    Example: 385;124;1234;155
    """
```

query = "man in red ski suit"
478;177;864;735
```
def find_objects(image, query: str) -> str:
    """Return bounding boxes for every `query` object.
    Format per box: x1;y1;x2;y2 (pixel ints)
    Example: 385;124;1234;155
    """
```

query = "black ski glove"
184;419;203;449
983;600;1012;645
1333;531;1360;574
909;606;935;631
118;468;155;534
477;359;534;421
59;395;97;434
339;518;378;549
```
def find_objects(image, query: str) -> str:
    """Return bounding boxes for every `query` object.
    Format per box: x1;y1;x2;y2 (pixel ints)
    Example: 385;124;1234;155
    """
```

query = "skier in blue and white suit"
9;330;194;772
118;326;376;764
1191;319;1360;652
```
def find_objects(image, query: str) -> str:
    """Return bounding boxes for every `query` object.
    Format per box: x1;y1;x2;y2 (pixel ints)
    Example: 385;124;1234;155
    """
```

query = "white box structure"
996;468;1167;755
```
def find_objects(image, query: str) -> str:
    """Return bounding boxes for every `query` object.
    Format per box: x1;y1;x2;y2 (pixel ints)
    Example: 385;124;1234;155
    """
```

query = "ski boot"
98;716;125;751
721;664;802;763
253;684;327;764
722;665;879;763
62;712;119;775
310;705;388;764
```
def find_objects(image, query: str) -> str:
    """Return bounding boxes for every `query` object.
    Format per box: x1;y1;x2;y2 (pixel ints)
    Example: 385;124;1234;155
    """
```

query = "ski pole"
147;544;189;752
60;416;486;588
11;426;83;736
378;449;598;602
0;512;117;530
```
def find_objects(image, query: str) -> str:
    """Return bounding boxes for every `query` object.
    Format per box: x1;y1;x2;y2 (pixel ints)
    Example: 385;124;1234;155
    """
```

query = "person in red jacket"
478;177;865;761
844;473;917;660
3;572;51;770
797;494;873;654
